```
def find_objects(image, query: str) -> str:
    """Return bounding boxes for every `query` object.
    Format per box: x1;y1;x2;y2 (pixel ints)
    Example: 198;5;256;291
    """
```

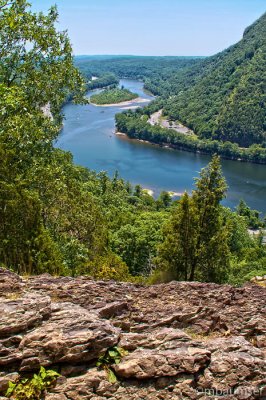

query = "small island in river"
90;87;139;105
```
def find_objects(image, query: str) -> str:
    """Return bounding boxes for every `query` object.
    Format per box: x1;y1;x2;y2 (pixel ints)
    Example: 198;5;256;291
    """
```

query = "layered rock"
0;268;265;399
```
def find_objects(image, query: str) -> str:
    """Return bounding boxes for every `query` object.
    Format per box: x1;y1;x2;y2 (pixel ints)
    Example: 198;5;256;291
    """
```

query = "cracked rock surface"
0;269;265;399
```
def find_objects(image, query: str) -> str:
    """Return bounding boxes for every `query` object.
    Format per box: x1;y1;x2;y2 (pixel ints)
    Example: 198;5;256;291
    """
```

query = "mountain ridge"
163;12;266;147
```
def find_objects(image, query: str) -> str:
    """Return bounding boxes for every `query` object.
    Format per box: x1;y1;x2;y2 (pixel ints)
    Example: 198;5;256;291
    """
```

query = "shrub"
6;367;60;400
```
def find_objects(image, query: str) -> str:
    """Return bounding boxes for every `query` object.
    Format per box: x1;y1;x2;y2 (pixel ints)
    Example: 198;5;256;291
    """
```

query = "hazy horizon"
74;54;206;57
31;1;265;57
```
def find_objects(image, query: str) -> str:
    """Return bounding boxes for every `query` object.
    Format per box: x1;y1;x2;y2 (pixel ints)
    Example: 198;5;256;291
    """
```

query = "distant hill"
163;13;266;147
75;55;203;83
75;14;265;148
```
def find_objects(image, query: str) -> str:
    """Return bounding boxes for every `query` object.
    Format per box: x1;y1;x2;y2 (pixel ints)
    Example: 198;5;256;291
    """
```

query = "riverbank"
115;111;266;165
116;129;266;165
91;97;151;107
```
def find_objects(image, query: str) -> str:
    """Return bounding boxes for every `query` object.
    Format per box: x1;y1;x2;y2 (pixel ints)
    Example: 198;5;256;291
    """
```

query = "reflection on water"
57;79;266;214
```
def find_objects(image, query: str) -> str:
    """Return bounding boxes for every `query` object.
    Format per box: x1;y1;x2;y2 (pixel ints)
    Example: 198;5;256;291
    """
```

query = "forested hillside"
163;13;266;147
75;55;202;84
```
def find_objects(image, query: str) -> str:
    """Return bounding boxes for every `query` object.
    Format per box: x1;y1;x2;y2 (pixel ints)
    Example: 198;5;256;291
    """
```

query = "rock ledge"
0;269;265;399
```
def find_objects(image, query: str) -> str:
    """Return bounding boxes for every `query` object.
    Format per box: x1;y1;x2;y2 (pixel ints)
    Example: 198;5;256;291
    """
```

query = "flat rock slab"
114;347;211;379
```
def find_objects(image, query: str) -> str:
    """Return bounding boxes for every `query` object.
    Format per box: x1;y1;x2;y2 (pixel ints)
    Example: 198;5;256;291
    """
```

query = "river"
57;79;266;214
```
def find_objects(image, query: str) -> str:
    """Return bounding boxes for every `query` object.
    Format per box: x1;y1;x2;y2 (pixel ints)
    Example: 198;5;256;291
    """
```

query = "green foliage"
157;191;172;209
6;367;60;400
228;258;266;286
152;158;265;286
222;208;254;255
90;88;138;105
236;200;265;229
0;145;63;275
155;156;231;283
102;14;266;160
0;0;86;109
111;211;168;276
81;253;131;281
96;346;128;383
222;208;266;285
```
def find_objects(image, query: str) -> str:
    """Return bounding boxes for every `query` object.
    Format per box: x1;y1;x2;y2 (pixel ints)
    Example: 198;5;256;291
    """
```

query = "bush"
6;367;60;400
80;252;131;281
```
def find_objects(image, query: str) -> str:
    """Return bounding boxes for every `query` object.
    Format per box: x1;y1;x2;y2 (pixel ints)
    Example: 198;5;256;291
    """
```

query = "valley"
58;79;266;213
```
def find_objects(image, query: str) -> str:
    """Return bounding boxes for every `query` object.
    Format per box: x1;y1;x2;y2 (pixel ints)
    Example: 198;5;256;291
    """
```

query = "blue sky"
31;0;265;56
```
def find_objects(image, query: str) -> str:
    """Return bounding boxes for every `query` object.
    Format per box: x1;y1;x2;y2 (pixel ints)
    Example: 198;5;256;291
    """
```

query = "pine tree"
157;192;196;280
157;155;231;283
189;154;229;282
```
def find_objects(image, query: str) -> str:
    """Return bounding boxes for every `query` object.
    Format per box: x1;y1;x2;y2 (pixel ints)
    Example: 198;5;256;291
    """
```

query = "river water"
57;79;266;214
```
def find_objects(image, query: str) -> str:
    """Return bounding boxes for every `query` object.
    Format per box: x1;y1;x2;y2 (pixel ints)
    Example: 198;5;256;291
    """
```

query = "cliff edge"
0;268;265;399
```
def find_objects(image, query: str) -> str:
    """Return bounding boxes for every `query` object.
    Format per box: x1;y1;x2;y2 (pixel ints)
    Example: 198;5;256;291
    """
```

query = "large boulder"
19;302;120;370
0;268;23;295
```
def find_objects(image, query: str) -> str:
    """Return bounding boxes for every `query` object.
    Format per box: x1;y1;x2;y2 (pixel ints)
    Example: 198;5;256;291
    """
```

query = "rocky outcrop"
0;269;22;295
0;269;265;399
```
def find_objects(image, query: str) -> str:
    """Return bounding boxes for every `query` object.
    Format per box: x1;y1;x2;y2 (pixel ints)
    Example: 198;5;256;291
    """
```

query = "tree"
134;185;142;197
82;252;131;281
236;199;264;229
0;145;63;275
156;155;231;283
156;192;197;281
157;191;172;209
0;1;98;274
0;0;86;109
111;211;168;276
190;154;229;282
0;0;87;167
0;0;87;166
